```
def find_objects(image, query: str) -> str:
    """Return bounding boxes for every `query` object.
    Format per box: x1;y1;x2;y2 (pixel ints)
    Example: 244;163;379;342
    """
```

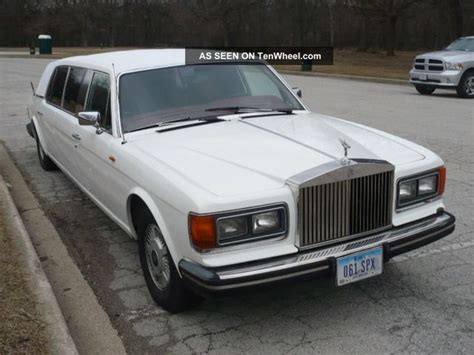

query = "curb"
0;143;127;355
279;70;410;86
0;175;78;355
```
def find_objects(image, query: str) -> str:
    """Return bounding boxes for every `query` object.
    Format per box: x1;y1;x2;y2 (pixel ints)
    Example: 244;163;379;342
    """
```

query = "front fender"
126;187;181;268
30;114;53;157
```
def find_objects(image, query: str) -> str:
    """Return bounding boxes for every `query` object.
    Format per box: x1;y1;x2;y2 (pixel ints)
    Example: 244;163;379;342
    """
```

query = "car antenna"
30;81;35;95
112;62;127;145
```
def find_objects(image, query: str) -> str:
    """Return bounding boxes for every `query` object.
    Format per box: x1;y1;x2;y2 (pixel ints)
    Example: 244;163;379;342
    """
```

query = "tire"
137;210;202;313
34;125;57;171
415;85;436;95
456;71;474;98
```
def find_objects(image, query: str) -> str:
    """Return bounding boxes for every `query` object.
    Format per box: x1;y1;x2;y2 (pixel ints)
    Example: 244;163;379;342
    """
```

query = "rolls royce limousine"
27;49;455;312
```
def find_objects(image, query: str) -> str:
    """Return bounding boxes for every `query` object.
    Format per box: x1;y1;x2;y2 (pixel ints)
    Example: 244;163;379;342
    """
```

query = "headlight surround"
397;168;445;209
189;204;288;250
445;62;463;71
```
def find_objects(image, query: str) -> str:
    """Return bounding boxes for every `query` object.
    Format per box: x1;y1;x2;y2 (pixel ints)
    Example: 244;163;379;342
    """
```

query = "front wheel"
456;72;474;98
415;85;436;95
137;212;202;313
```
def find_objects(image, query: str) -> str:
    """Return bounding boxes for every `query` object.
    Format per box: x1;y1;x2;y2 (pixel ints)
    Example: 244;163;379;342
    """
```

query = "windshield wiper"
205;106;293;114
127;116;222;133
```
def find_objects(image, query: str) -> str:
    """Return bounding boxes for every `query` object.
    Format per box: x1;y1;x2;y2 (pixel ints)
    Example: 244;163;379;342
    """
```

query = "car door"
72;71;126;218
51;66;90;180
39;66;69;161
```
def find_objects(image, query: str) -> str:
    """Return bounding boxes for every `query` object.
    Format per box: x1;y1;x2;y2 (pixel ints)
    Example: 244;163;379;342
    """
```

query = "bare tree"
1;0;472;52
349;0;425;55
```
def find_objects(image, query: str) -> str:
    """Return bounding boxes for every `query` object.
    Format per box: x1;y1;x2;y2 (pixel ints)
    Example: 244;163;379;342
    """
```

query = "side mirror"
292;87;302;98
78;111;101;126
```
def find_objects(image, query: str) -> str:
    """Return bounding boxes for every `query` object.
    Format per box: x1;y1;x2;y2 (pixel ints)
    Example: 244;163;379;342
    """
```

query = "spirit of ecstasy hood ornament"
338;138;351;165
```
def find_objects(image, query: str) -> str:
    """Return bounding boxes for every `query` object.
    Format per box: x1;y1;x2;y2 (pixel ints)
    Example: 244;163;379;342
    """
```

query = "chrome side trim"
216;213;451;280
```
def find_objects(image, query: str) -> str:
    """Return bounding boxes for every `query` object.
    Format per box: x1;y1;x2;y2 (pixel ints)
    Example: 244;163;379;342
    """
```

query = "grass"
276;48;417;80
0;47;419;80
0;206;49;354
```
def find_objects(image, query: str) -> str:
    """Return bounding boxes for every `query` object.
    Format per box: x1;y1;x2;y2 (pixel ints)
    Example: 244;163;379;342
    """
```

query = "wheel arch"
30;114;52;156
457;68;474;98
126;188;180;266
462;67;474;75
459;67;474;82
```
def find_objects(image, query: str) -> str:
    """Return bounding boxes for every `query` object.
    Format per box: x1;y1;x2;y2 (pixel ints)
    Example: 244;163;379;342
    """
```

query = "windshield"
446;38;474;52
119;63;303;133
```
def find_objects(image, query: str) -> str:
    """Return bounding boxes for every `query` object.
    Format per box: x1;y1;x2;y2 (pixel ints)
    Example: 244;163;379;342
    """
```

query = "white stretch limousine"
27;50;455;312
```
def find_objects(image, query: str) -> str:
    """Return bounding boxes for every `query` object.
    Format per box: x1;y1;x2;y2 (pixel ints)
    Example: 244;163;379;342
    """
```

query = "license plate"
336;247;383;286
419;74;427;81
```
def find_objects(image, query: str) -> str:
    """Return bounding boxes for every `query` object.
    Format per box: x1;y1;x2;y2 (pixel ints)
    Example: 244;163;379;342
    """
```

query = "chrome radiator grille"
298;171;393;248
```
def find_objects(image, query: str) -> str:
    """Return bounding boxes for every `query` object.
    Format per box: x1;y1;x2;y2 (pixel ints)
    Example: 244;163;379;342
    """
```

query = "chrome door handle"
71;133;81;140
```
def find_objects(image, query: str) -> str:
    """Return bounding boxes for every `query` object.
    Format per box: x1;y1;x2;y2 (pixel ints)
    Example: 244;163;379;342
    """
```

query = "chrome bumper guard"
179;211;455;291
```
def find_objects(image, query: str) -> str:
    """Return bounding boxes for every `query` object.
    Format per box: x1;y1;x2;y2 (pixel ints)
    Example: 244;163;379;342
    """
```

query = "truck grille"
298;171;393;248
414;58;444;72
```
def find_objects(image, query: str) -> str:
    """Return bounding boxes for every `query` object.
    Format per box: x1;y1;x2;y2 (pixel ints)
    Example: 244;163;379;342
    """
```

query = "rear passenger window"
86;72;111;130
47;67;68;106
63;67;87;113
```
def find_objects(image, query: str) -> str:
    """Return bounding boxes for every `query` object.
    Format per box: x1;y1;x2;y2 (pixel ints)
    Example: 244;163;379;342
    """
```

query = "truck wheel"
34;126;57;171
456;72;474;98
415;85;436;95
137;211;202;313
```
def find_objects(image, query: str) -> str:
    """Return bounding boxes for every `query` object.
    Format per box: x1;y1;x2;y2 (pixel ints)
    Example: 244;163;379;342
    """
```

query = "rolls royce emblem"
339;138;351;165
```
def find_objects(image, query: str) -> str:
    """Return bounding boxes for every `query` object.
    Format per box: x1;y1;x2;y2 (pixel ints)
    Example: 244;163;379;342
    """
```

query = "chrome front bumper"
409;69;463;87
179;211;455;291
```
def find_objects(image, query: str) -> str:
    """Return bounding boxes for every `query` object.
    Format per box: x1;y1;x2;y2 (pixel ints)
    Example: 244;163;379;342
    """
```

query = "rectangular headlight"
215;205;287;246
418;175;438;195
397;169;443;209
252;210;282;234
399;180;417;205
217;216;248;242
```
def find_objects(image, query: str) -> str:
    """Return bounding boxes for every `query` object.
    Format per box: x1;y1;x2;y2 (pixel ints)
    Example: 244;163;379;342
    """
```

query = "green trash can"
301;59;313;72
38;34;52;55
301;59;313;71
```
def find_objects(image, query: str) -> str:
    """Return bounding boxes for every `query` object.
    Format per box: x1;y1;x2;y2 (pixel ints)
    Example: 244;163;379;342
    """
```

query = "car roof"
54;48;187;74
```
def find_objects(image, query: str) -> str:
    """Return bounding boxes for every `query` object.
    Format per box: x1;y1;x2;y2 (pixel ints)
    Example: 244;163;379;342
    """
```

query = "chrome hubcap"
465;77;474;96
144;224;170;290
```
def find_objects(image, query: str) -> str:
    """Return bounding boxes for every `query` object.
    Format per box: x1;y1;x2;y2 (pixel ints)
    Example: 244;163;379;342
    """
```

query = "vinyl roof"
54;49;186;74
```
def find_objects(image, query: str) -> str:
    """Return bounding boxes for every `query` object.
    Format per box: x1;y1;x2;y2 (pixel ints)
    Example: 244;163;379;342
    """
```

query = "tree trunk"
385;16;398;56
328;4;335;47
358;16;369;52
449;0;464;37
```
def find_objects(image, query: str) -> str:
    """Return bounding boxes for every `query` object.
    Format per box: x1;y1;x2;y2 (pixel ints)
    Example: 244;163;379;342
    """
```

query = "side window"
86;72;111;131
47;67;68;106
63;67;87;114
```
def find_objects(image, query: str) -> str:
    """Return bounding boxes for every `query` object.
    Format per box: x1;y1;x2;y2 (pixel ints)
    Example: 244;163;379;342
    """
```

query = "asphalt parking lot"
1;58;473;354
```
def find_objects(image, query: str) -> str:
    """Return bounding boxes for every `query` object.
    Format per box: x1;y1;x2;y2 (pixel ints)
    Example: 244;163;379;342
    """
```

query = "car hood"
130;112;425;196
417;50;473;62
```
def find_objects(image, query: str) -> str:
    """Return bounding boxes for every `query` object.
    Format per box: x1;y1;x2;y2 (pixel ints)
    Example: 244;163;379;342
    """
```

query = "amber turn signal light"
189;214;217;250
438;166;446;195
